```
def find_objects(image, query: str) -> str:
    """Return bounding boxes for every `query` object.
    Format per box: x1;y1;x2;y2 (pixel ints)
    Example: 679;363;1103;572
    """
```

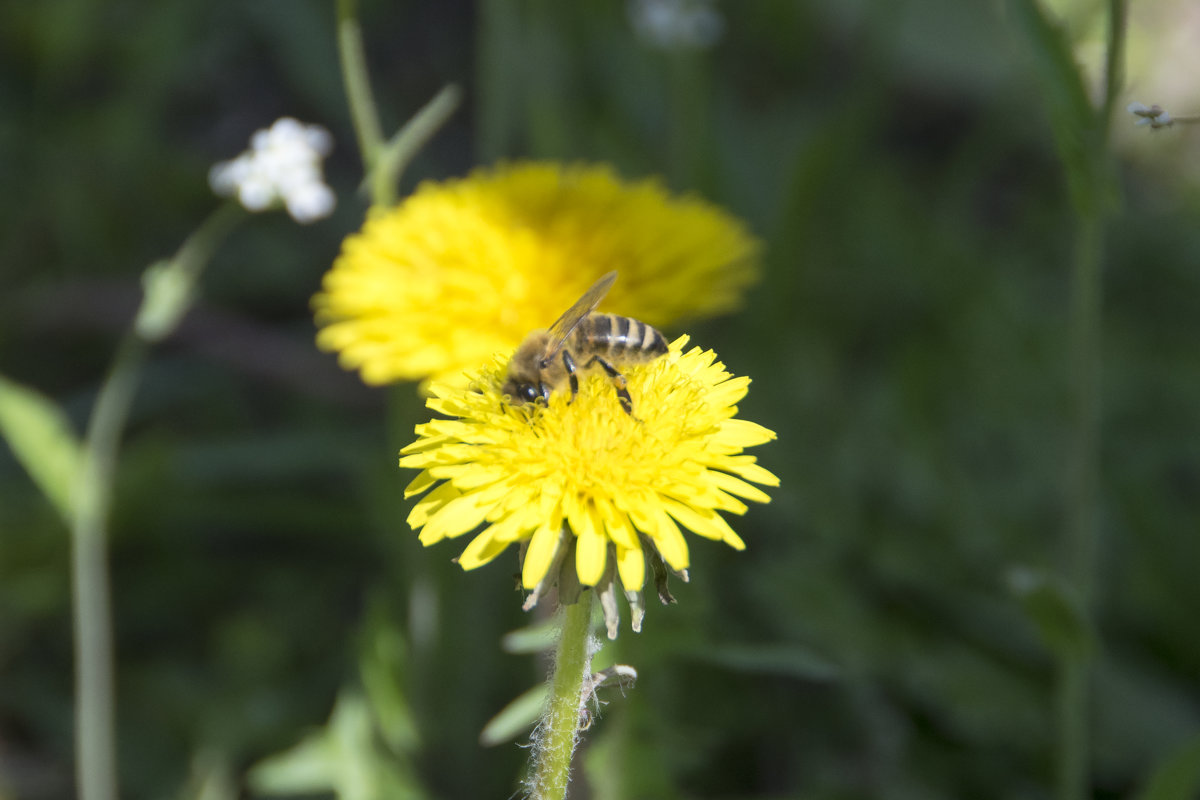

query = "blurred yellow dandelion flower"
399;336;778;638
313;162;761;386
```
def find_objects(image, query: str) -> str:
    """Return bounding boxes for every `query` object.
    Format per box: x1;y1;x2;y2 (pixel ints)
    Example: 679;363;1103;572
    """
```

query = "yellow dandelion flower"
399;336;778;638
313;162;761;386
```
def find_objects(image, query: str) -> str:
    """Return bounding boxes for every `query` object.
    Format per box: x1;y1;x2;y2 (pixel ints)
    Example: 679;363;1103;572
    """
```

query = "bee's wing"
541;271;617;362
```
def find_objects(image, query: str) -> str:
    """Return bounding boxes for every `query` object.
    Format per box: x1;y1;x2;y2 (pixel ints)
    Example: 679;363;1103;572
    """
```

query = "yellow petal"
598;501;639;550
562;494;592;548
660;498;744;550
491;505;541;541
523;522;563;589
723;527;746;549
399;433;452;456
419;489;496;544
695;485;748;515
629;501;690;571
616;545;646;592
721;457;781;487
403;469;438;498
428;463;509;490
714;419;777;448
407;481;461;530
458;524;516;570
493;483;539;519
707;375;750;407
705;469;773;504
575;515;608;587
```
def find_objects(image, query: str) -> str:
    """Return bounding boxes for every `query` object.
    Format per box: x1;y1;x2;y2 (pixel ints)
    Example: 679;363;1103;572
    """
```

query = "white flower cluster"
209;118;336;224
628;0;723;51
1127;102;1174;130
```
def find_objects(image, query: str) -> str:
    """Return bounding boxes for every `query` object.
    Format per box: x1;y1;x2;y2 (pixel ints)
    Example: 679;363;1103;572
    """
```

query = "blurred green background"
3;1;1200;798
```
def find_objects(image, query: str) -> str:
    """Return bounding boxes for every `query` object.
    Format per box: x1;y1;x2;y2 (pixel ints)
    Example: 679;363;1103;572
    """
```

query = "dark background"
3;1;1200;798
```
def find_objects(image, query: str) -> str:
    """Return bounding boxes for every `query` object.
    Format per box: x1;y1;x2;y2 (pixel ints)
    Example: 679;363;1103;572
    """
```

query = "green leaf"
1133;735;1200;800
328;692;378;800
248;690;429;800
359;604;420;754
247;725;336;795
500;617;559;654
0;373;82;521
1007;567;1095;661
479;683;548;747
176;751;237;800
1006;0;1106;216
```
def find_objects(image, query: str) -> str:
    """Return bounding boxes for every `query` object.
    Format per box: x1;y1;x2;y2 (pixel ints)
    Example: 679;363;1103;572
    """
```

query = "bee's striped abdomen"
580;313;668;362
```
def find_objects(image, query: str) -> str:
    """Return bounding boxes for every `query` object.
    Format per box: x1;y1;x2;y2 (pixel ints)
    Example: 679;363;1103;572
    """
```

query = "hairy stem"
530;593;595;800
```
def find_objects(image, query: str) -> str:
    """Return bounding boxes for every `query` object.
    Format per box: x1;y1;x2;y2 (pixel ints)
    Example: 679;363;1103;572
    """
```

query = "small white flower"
209;117;336;223
629;0;724;51
1127;101;1175;129
284;182;337;225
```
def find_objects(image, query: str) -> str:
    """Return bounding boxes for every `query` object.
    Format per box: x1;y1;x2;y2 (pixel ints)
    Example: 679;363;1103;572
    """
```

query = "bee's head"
502;380;545;405
502;332;551;406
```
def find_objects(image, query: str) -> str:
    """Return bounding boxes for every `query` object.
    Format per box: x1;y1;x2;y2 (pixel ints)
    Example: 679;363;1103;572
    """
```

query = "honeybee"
502;271;668;415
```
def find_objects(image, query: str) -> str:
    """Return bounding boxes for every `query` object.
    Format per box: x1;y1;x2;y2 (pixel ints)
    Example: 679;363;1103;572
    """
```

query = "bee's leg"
585;356;633;415
561;350;580;402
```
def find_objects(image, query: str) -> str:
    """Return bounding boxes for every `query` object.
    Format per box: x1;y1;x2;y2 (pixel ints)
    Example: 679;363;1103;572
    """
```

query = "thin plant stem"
1055;4;1125;799
1100;0;1127;128
530;593;595;800
369;84;462;206
71;332;143;800
667;50;710;192
71;204;241;800
1057;657;1090;800
336;0;385;185
336;1;459;206
475;0;521;161
1064;213;1103;605
1057;212;1103;800
523;0;569;158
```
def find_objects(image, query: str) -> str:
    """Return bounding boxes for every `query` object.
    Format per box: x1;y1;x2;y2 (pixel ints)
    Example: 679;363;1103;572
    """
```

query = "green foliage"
0;374;81;521
1007;567;1095;662
1008;0;1114;216
247;690;427;800
3;1;1200;799
1133;735;1200;800
479;683;548;748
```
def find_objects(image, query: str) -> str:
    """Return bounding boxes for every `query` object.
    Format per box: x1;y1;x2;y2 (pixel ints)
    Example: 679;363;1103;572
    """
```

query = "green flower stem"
336;0;459;207
1056;657;1090;800
522;0;569;159
667;50;710;191
531;593;595;800
336;0;385;186
1057;5;1124;799
1064;213;1103;607
1100;0;1128;126
368;84;462;208
1057;213;1103;800
71;204;240;800
475;0;520;161
71;332;142;800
